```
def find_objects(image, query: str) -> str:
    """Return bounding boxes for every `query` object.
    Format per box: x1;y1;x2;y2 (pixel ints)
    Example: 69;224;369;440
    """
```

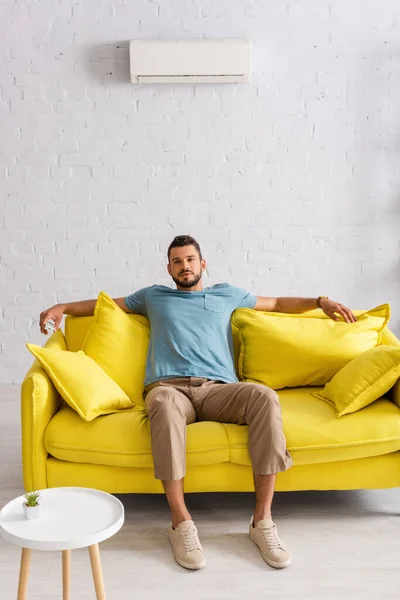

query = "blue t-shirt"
124;283;257;386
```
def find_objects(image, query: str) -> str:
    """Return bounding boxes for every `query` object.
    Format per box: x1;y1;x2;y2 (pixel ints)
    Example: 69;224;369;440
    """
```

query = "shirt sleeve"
230;285;257;309
124;287;150;316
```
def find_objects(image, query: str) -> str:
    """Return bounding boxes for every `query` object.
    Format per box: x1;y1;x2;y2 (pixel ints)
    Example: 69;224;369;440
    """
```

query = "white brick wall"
1;0;400;384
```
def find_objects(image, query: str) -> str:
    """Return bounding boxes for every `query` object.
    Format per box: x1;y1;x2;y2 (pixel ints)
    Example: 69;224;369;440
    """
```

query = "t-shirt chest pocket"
204;296;225;313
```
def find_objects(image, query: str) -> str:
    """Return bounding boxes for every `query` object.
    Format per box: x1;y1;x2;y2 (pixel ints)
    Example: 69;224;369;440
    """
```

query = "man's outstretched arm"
39;297;133;334
253;296;357;323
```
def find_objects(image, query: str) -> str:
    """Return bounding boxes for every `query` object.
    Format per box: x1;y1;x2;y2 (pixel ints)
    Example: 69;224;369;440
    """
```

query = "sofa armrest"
391;378;400;410
21;331;66;491
381;326;400;348
380;327;400;410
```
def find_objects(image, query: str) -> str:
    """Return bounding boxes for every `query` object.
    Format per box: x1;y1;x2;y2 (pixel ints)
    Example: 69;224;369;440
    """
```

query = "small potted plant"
23;491;41;520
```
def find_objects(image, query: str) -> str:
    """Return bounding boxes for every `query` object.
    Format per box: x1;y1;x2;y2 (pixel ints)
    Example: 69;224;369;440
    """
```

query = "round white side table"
0;487;125;600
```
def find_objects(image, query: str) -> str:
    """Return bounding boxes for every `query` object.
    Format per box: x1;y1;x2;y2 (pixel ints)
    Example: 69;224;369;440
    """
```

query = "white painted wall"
1;0;400;384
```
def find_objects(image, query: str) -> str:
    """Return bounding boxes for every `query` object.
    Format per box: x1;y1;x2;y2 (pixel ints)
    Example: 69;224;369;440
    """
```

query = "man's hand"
320;298;357;323
39;304;65;335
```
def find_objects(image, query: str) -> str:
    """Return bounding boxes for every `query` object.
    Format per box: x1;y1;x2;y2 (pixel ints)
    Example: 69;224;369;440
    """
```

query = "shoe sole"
250;535;291;569
168;536;206;570
175;557;206;570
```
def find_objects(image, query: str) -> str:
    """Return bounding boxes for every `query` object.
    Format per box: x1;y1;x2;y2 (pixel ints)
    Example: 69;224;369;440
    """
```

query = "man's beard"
171;270;203;289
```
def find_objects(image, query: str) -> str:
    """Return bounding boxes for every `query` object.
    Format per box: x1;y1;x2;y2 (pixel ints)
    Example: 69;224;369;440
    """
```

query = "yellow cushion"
225;386;400;466
26;345;133;422
81;291;150;408
45;403;229;468
44;329;67;351
313;345;400;416
65;315;96;352
44;386;400;469
232;304;390;389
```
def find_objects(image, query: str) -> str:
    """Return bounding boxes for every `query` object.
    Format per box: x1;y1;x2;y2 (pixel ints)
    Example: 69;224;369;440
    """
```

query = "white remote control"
45;319;56;334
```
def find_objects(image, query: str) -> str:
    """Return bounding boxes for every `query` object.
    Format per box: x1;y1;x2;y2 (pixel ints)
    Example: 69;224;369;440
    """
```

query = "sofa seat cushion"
45;388;400;470
227;387;400;467
45;403;229;468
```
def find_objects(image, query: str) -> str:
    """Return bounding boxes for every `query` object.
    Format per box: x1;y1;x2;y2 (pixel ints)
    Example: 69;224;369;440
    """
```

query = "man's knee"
241;382;280;409
241;381;281;414
145;387;184;417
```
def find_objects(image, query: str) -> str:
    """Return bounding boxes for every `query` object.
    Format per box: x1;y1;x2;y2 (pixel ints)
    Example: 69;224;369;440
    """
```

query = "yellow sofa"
21;313;400;494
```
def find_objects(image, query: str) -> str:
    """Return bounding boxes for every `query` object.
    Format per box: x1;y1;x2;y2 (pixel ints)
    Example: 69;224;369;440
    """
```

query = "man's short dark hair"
167;235;203;263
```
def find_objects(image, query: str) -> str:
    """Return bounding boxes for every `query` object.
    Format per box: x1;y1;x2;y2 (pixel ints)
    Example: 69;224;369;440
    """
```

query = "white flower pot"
23;504;41;520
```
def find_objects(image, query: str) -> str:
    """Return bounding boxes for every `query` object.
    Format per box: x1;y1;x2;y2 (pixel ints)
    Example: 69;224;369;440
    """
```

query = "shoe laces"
180;525;201;554
260;523;286;551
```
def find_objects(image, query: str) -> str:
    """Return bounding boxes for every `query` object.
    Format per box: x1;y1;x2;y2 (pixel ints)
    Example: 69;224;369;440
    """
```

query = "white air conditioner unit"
129;39;251;84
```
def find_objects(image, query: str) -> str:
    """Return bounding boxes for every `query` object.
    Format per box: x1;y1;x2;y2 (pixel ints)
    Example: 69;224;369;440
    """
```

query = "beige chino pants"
143;377;293;481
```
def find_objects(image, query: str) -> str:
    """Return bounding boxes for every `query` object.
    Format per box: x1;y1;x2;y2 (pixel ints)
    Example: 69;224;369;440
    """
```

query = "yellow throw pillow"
26;345;134;422
232;304;390;389
81;291;150;408
313;345;400;416
44;328;67;351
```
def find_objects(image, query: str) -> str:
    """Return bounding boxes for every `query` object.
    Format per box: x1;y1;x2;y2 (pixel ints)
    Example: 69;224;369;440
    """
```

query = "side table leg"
88;544;106;600
62;550;71;599
17;547;32;600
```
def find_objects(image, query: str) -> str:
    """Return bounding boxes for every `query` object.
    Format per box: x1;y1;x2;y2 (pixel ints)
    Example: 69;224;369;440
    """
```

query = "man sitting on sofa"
40;235;356;571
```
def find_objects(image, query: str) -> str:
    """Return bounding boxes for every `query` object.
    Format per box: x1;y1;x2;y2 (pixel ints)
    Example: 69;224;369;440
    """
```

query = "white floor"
1;385;399;600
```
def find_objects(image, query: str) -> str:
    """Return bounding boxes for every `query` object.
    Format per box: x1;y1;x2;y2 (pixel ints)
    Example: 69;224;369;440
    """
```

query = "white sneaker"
168;520;206;570
249;516;291;568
